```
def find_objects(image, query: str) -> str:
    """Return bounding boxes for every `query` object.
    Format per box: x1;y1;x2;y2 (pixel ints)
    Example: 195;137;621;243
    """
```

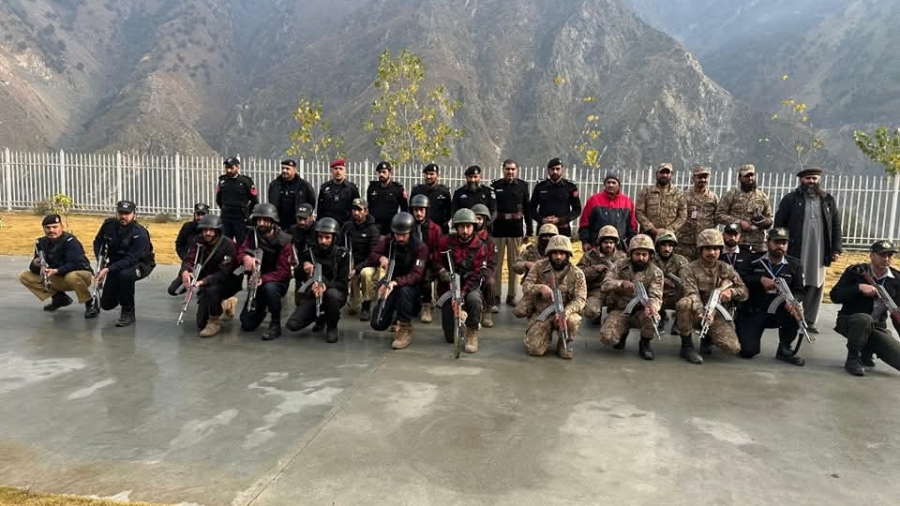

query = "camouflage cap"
629;234;655;252
697;229;725;248
538;224;559;236
545;235;574;254
658;162;673;172
598;225;620;240
351;198;367;209
871;240;897;254
655;230;678;245
692;164;711;175
738;164;756;175
767;227;789;242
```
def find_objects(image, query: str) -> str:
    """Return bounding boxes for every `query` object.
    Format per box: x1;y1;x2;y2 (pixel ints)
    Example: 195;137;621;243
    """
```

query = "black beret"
281;159;297;168
464;165;481;176
547;157;563;168
223;156;240;167
42;214;62;226
422;163;439;173
375;161;393;172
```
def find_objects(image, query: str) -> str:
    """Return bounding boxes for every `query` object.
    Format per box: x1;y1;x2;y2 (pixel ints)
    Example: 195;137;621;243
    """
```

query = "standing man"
579;172;637;249
531;157;581;238
635;163;687;239
20;214;94;315
92;200;156;326
216;156;258;243
317;158;360;225
342;199;381;320
716;164;773;252
577;225;626;323
267;159;316;227
452;165;496;218
367;161;409;235
168;202;209;296
491;159;532;306
410;194;443;324
774;167;842;334
677;165;719;260
411;163;452;233
735;228;806;366
830;240;900;376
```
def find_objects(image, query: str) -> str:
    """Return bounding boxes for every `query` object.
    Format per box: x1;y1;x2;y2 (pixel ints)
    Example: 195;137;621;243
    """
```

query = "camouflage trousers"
583;289;606;320
675;298;741;354
599;310;656;345
525;313;582;356
661;290;679;312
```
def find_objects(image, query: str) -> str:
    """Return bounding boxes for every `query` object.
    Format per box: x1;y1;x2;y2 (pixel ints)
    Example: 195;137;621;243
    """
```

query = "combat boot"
775;344;805;366
464;327;479;353
699;336;713;355
613;335;627;350
481;311;494;328
199;316;221;338
115;307;136;327
359;301;371;321
325;326;339;344
262;322;282;341
221;297;238;322
84;299;100;319
44;293;73;312
556;335;573;359
860;348;876;368
639;338;654;361
312;317;326;332
421;303;433;323
844;348;865;376
392;321;413;350
680;335;703;364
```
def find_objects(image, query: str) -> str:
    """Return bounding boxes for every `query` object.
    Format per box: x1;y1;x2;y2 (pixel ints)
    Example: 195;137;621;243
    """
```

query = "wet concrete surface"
0;257;897;505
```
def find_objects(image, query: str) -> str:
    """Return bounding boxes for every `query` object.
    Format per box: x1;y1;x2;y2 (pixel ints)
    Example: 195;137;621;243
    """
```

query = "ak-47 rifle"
346;236;354;281
36;240;51;292
91;242;109;308
858;266;900;326
372;244;396;323
698;281;734;341
624;280;661;340
757;258;813;343
436;250;466;358
234;229;263;311
298;249;324;317
665;273;683;294
177;245;203;326
536;265;573;354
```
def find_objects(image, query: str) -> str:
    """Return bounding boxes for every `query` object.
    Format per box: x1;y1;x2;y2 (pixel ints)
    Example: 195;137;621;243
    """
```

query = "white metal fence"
2;148;898;249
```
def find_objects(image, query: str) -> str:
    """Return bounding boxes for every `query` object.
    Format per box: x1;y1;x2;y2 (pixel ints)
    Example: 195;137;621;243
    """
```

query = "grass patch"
0;486;169;506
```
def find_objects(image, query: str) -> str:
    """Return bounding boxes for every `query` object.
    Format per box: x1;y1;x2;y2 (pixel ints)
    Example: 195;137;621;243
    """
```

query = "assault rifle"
90;242;109;309
698;281;734;341
859;267;900;325
346;236;354;281
624;280;660;340
758;258;813;343
436;250;466;359
372;244;396;324
536;265;573;354
36;241;51;292
233;229;263;312
298;249;324;317
177;245;203;326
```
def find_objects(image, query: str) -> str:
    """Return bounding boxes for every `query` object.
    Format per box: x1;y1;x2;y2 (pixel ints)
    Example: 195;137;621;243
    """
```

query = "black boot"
262;322;282;341
115;306;136;327
84;299;100;319
680;335;703;364
359;301;371;321
325;326;339;343
44;293;73;312
639;338;654;361
613;335;627;350
860;348;876;368
699;336;713;355
167;277;185;296
312;316;326;332
844;348;865;376
775;344;805;366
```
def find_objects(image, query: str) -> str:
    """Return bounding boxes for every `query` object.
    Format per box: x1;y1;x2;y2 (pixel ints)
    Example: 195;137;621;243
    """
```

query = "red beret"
329;158;346;169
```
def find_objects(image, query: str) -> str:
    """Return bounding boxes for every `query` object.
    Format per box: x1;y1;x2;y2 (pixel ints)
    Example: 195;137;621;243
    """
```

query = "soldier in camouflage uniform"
675;229;749;364
518;235;586;359
635;163;687;240
715;164;773;252
512;224;557;317
577;225;626;322
652;230;688;335
677;165;718;260
599;234;664;360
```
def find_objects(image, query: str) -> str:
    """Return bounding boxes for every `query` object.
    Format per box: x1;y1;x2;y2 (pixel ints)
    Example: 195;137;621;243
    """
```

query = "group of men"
17;156;900;377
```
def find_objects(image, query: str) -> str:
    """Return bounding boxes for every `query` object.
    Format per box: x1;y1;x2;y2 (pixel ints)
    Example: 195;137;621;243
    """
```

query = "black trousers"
371;285;421;331
240;281;289;330
100;267;142;310
286;288;348;331
836;313;900;371
481;275;495;306
441;289;483;342
735;307;799;358
196;279;242;329
222;216;248;243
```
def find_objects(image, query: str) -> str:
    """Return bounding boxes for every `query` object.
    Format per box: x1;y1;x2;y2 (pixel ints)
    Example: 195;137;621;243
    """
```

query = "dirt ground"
0;487;166;506
0;211;869;300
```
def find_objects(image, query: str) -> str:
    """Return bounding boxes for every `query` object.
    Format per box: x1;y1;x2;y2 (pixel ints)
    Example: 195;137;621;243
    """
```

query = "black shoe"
680;336;703;364
43;293;73;312
115;307;136;327
167;277;185;296
262;324;282;341
670;326;680;336
699;337;713;355
639;338;654;361
776;345;805;366
807;324;820;334
84;300;100;319
325;327;339;343
359;302;371;321
844;349;865;376
613;335;627;350
860;351;876;368
312;317;326;332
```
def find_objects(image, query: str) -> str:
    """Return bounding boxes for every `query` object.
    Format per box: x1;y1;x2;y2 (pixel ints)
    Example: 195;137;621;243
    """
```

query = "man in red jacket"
578;172;637;249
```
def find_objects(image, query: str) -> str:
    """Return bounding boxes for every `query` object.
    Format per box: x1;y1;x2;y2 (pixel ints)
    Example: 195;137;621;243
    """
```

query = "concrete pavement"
0;257;897;505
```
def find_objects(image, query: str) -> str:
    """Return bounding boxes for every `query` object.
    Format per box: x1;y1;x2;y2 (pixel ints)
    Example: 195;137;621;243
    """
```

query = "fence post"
116;151;123;203
3;148;11;211
59;149;67;196
889;175;900;243
174;153;182;219
299;157;305;180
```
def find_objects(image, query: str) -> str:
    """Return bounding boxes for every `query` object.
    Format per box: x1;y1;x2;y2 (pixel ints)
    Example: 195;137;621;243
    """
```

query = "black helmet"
391;212;415;234
315;217;340;235
197;214;223;230
410;194;430;209
250;203;279;223
194;203;210;215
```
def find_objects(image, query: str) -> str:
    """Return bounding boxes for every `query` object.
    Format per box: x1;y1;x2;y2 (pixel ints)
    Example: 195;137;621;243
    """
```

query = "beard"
740;181;757;192
801;182;825;197
656;178;670;187
724;239;738;248
467;182;480;191
658;251;672;260
550;256;569;271
632;260;648;271
550;174;562;182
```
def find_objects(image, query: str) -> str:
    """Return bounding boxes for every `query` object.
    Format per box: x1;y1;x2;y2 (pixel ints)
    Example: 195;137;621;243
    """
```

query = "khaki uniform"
577;249;626;320
348;267;382;310
635;185;687;236
677;188;718;260
675;259;749;353
715;188;772;251
598;259;664;345
20;270;93;303
652;254;689;310
514;243;545;276
519;259;587;356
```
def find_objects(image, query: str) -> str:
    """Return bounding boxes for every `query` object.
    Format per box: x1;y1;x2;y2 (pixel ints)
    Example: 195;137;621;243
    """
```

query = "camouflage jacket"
576;248;627;290
635;184;687;234
514;243;545;275
681;259;749;308
653;253;689;297
600;259;664;312
715;188;773;248
678;188;719;245
522;259;587;318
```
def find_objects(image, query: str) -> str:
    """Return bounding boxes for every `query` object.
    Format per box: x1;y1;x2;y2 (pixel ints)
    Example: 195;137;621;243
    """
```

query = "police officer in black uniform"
411;163;452;233
491;158;532;305
530;157;582;238
216;157;258;243
317;158;360;225
267;159;317;226
287;218;351;343
720;223;755;271
168;202;209;296
735;228;806;366
367;161;409;235
91;200;156;326
452;165;496;219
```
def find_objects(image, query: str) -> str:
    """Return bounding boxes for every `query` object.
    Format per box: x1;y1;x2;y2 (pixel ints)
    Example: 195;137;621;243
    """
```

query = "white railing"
1;148;896;249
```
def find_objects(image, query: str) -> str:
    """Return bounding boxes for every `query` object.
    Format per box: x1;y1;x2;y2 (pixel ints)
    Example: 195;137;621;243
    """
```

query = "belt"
498;212;524;220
